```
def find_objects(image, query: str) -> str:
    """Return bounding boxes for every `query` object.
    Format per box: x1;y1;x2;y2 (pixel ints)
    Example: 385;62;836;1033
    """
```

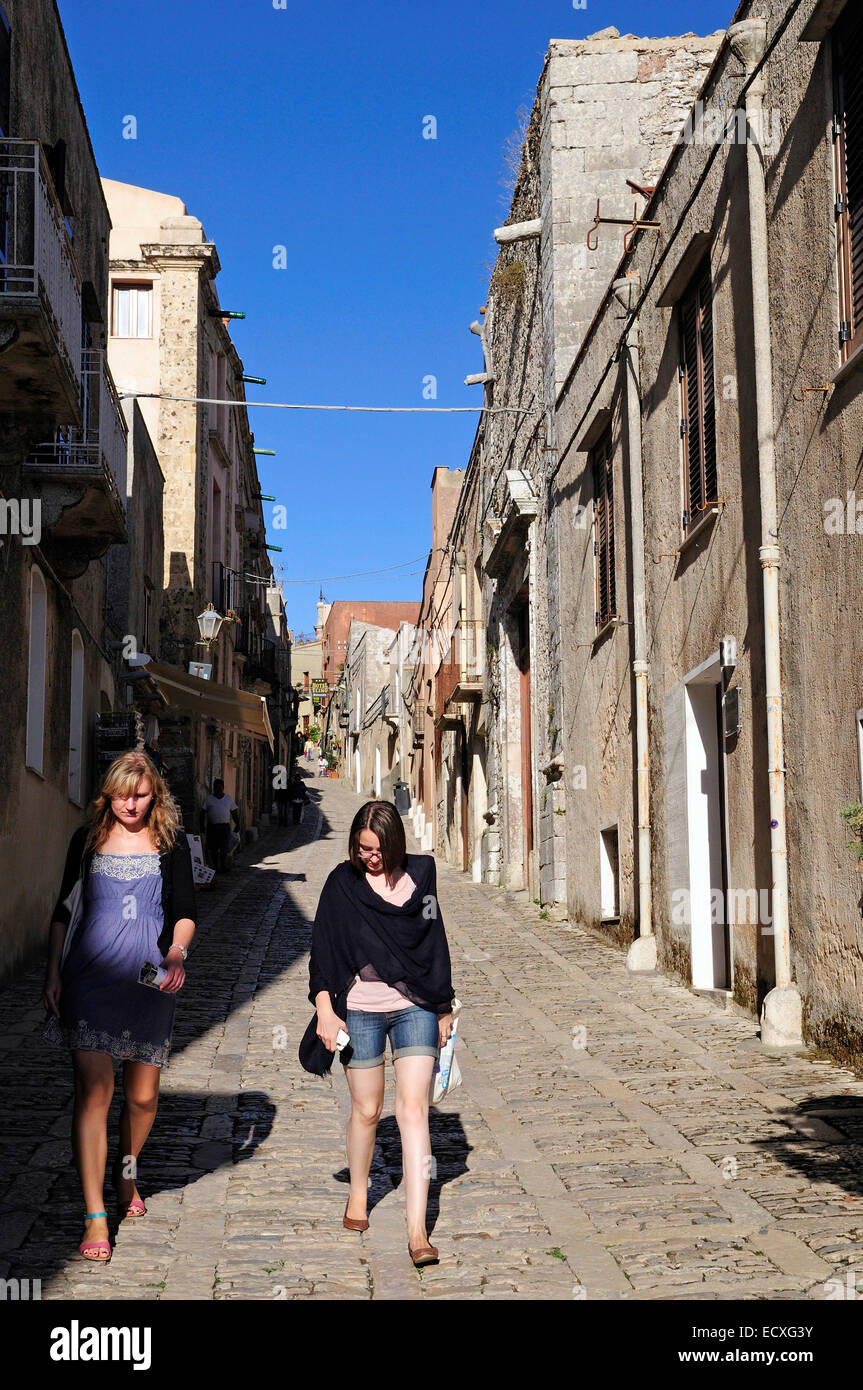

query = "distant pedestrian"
290;776;308;824
42;751;195;1263
202;779;239;872
301;800;455;1266
318;754;328;777
274;782;290;827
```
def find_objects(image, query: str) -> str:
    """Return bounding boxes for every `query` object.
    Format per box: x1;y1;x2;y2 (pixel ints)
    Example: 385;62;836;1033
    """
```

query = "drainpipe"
728;19;802;1046
612;276;655;971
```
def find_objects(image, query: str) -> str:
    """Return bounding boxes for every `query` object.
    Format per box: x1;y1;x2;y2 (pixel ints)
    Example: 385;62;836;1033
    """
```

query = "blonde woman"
43;751;196;1263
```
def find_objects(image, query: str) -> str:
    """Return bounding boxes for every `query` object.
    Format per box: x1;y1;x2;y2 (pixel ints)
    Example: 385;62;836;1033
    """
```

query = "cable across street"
117;391;539;417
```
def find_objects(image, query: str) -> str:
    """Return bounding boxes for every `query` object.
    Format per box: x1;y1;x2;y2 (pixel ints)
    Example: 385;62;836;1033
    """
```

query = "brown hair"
348;801;406;880
87;750;181;853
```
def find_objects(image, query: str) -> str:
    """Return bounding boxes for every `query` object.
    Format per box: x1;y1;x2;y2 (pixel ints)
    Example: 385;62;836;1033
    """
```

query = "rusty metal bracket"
586;198;661;253
792;382;831;403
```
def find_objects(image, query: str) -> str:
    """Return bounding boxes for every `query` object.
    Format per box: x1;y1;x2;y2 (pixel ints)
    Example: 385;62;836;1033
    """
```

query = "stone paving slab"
3;773;863;1298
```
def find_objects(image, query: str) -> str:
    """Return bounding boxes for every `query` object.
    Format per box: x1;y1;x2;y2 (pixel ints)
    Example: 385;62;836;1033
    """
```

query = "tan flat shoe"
343;1200;369;1232
408;1240;439;1266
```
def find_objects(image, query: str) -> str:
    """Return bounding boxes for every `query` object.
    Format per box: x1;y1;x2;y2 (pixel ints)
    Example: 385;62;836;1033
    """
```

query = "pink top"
346;869;416;1012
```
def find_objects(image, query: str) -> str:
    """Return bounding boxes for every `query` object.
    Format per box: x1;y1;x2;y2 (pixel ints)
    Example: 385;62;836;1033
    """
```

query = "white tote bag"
429;998;462;1106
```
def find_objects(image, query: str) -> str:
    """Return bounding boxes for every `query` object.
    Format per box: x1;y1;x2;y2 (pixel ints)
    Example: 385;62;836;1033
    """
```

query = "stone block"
562;107;610;147
551;51;640;87
584;143;652;173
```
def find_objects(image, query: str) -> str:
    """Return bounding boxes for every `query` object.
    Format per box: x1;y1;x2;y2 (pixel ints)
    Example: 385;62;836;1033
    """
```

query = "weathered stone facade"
0;0;124;981
103;180;289;838
409;27;719;905
549;0;863;1061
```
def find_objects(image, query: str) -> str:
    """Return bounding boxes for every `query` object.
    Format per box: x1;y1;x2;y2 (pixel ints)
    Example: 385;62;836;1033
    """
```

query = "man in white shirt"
202;778;239;873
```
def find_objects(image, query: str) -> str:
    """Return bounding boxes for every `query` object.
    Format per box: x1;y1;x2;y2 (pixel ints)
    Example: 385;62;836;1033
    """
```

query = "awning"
147;661;274;751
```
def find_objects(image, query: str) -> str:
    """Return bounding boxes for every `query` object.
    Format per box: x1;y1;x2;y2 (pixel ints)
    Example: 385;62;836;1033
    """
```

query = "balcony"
212;560;241;616
0;140;83;420
245;635;277;687
435;620;484;723
23;349;127;577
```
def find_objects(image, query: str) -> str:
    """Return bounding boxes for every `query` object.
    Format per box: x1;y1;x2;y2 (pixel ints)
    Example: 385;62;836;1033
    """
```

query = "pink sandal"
79;1211;112;1262
113;1160;146;1218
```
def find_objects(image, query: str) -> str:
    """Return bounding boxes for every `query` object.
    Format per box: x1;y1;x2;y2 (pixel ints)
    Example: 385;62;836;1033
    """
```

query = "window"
69;630;84;804
834;6;863;359
591;429;616;629
679;261;717;530
112;283;152;338
26;566;47;774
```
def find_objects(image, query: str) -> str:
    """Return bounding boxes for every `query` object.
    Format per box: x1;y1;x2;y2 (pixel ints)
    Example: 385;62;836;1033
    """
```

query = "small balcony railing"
0;139;83;389
435;619;484;720
212;560;241;616
26;349;127;496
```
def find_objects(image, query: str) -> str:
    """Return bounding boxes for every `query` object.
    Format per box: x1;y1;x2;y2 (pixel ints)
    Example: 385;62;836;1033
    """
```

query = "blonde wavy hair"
87;750;181;853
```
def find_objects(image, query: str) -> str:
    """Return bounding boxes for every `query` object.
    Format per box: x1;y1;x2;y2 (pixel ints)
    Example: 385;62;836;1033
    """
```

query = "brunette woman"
306;800;455;1266
43;751;196;1263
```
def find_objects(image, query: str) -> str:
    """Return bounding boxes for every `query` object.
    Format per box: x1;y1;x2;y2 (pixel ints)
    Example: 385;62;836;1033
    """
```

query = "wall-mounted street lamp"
196;603;227;649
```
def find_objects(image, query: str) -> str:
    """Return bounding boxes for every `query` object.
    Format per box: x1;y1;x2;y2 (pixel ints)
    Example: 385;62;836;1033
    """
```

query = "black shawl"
299;854;454;1074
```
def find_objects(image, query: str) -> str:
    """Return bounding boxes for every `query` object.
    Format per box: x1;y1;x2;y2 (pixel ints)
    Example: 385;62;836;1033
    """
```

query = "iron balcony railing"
212;560;241;616
26;349;127;495
259;638;276;676
435;619;485;719
0;139;83;386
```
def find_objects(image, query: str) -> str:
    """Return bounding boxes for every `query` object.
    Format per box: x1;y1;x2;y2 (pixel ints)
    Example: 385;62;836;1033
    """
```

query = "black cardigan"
300;854;454;1074
51;824;196;960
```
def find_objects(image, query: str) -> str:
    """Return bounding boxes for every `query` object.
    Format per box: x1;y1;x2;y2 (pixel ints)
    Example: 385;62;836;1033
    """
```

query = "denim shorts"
342;1005;440;1068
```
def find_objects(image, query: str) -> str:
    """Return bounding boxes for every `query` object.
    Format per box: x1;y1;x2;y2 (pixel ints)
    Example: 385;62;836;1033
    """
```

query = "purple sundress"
43;851;176;1068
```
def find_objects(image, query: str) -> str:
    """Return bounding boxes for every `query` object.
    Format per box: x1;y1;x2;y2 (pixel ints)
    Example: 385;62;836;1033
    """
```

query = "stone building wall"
0;0;117;981
549;0;863;1063
104;400;164;659
539;28;724;402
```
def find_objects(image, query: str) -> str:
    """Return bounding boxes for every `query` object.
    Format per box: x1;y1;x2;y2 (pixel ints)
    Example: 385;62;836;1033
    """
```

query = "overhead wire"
118;391;539;417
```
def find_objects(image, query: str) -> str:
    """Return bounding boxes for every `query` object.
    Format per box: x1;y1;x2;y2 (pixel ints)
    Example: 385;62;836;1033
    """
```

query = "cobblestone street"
3;772;863;1301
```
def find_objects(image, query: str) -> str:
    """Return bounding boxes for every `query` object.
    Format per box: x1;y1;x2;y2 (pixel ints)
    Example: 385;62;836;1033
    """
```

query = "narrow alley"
3;773;863;1301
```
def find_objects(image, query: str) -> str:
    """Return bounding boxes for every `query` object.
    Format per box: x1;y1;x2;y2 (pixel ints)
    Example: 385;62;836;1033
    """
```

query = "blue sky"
59;0;731;636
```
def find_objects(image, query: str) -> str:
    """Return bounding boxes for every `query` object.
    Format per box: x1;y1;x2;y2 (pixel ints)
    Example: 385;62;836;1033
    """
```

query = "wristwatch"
168;944;188;961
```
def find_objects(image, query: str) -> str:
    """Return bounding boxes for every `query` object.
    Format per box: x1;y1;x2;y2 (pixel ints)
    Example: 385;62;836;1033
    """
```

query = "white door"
684;672;728;989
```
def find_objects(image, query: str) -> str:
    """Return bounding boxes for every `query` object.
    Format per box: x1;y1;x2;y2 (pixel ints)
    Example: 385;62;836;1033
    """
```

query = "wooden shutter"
592;430;616;629
834;6;863;358
679;261;716;530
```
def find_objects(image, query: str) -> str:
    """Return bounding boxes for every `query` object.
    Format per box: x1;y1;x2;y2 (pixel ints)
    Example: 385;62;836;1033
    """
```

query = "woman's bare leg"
393;1055;437;1248
344;1064;385;1220
72;1050;115;1249
117;1061;161;1205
